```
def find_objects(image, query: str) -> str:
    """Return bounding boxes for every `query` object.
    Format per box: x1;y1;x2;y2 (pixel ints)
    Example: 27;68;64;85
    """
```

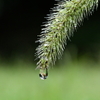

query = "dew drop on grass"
39;68;48;80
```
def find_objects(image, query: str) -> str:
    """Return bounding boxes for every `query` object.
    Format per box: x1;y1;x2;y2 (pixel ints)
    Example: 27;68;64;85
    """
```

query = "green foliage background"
0;60;100;100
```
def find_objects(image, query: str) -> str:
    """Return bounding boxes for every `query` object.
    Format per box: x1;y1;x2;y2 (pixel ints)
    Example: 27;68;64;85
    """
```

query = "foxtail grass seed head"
36;0;99;79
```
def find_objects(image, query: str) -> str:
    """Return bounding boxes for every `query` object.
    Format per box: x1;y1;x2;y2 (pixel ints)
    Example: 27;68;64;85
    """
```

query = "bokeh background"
0;0;100;100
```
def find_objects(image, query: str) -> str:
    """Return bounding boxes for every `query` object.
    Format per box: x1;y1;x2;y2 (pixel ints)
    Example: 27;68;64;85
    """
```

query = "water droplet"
39;68;48;80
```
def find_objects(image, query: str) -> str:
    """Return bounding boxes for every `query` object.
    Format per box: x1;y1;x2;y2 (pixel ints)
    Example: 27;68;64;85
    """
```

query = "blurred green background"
0;0;100;100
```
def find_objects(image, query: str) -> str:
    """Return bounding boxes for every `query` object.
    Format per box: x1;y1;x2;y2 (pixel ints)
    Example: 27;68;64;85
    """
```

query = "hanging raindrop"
39;67;48;80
